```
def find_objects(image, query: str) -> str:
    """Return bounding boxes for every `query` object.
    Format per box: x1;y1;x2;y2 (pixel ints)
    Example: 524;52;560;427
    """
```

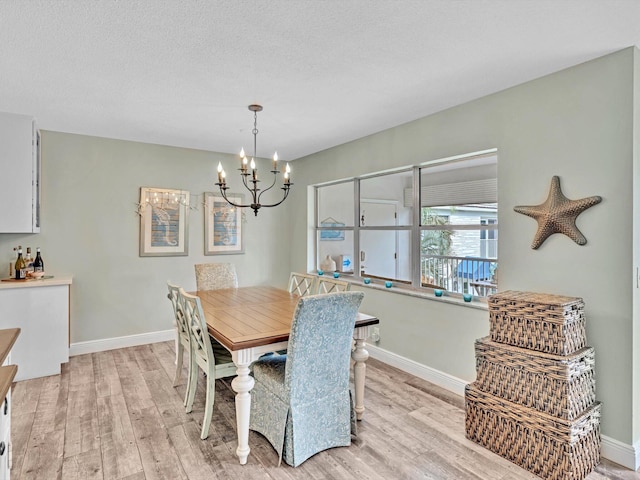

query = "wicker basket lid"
488;290;583;308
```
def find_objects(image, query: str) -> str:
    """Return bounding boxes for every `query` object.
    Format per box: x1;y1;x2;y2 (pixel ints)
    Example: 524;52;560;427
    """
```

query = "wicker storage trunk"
465;384;601;480
488;290;586;355
474;337;596;420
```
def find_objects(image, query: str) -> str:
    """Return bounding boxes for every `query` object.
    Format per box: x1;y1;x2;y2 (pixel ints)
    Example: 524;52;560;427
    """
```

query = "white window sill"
312;273;489;310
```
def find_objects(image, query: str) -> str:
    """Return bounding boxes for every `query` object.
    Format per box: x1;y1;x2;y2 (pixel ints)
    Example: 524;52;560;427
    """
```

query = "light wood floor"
9;341;640;480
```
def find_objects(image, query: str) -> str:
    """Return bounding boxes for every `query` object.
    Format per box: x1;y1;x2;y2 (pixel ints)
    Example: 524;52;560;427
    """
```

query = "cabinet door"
0;112;38;233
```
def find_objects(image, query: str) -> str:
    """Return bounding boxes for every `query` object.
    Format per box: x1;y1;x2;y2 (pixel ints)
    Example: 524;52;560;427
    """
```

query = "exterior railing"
421;254;497;296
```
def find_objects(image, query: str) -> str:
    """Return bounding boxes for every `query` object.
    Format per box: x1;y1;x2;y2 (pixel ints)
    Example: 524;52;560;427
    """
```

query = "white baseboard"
367;343;467;395
366;343;640;471
70;329;175;356
599;435;639;471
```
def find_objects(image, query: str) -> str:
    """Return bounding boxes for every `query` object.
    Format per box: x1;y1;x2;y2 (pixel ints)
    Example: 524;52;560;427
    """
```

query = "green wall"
288;48;638;446
0;133;290;344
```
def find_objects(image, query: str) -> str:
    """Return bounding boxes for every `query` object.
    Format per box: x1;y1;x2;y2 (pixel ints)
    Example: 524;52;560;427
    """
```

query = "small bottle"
8;247;16;278
14;248;26;280
33;248;44;273
25;247;33;270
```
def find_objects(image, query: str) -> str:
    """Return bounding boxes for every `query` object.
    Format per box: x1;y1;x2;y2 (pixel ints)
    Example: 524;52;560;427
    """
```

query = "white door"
360;200;398;279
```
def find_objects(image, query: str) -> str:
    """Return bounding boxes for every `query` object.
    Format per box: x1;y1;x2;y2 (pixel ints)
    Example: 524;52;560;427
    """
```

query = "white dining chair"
180;289;237;439
167;282;193;403
287;272;316;296
315;277;351;294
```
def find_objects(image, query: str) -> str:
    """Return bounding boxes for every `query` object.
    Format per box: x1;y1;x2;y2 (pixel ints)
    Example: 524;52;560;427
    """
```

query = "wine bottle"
14;248;26;280
25;247;33;270
33;248;44;273
8;247;17;278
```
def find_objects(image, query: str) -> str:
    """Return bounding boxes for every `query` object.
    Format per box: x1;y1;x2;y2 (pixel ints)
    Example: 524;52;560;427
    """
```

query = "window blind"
404;178;497;207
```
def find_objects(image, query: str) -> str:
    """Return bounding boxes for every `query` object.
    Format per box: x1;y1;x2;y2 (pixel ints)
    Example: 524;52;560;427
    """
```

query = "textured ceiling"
1;1;639;161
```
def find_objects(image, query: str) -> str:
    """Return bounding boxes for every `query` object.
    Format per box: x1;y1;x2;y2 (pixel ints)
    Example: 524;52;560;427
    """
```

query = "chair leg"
174;321;179;364
173;341;183;387
185;350;198;412
200;370;215;440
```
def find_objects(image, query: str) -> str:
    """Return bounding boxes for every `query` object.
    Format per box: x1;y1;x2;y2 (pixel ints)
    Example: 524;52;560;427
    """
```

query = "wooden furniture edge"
0;365;17;400
207;316;380;352
0;328;20;365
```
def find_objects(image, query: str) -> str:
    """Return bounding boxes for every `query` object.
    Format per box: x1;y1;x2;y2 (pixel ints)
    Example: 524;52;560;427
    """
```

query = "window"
314;152;498;298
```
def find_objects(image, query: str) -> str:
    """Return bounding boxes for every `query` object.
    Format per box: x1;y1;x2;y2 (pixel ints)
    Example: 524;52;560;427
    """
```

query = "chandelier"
215;104;292;216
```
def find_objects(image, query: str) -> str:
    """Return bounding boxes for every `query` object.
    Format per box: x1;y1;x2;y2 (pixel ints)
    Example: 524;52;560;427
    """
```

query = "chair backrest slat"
287;272;316;296
168;282;190;341
315;277;351;294
179;289;214;366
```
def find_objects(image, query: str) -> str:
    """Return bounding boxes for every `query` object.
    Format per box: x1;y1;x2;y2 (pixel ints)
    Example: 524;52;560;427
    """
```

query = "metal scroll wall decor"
513;176;602;249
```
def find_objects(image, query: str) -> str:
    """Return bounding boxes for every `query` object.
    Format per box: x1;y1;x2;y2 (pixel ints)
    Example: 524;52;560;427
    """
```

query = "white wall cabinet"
0;112;40;233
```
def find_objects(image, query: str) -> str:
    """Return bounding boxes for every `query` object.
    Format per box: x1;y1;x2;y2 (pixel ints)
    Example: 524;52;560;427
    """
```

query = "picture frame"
205;192;244;255
139;187;190;257
320;217;345;241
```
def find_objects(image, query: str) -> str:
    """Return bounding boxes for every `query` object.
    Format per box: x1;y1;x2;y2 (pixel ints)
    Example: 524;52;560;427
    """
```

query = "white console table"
0;276;72;381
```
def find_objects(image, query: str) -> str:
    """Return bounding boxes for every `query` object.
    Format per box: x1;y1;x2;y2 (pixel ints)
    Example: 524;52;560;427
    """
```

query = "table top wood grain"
195;286;378;351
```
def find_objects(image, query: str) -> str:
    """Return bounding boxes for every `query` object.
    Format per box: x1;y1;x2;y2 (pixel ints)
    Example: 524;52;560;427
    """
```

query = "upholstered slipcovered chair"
180;289;237;439
167;282;192;403
249;291;365;466
315;277;351;294
194;262;238;290
287;272;316;296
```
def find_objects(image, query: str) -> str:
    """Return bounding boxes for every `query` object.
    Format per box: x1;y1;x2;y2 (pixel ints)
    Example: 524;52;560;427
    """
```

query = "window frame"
313;150;498;297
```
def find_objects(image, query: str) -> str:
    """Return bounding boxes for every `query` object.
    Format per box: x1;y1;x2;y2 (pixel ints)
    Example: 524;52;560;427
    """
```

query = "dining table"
194;285;380;465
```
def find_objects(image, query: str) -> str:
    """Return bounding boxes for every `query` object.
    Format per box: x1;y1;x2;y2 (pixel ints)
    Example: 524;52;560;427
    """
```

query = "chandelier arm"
257;172;279;203
239;174;260;204
217;186;252;209
259;186;292;208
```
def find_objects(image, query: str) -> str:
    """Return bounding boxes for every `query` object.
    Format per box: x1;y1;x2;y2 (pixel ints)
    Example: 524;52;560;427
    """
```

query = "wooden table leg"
231;350;255;465
352;327;370;420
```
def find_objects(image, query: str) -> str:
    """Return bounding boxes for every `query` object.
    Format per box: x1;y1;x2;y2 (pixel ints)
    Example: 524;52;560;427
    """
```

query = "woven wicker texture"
488;290;586;355
474;337;595;420
513;176;602;249
465;385;601;480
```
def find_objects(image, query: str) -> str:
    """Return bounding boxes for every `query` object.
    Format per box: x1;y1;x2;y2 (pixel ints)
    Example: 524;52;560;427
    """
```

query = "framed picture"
320;217;345;241
139;187;189;256
205;192;244;255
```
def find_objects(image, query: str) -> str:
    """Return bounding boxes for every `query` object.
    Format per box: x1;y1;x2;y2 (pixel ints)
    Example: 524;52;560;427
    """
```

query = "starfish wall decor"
513;176;602;249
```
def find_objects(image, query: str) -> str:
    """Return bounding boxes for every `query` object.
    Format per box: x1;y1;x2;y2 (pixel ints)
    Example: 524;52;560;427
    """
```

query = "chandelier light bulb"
240;147;245;158
250;158;256;170
285;163;291;173
217;162;223;173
